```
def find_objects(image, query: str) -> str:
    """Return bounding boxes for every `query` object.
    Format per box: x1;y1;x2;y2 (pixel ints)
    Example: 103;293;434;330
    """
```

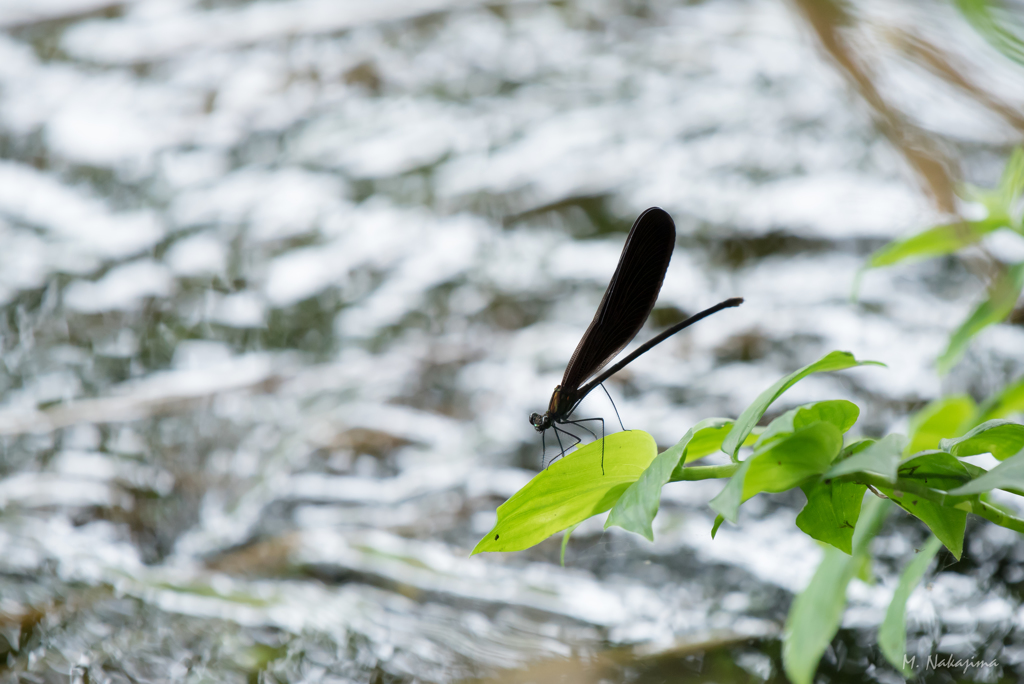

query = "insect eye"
529;413;542;426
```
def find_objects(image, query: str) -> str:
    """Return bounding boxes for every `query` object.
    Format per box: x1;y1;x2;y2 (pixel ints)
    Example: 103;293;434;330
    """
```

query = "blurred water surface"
2;0;1024;682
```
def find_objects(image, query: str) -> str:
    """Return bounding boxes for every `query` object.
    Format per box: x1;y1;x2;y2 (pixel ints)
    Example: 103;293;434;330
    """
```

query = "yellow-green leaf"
783;497;891;684
878;536;944;675
711;422;843;523
825;433;905;483
907;395;976;454
937;262;1024;375
722;351;883;460
472;431;657;554
867;217;1003;269
976;376;1024;423
882;452;970;559
941;419;1024;461
754;400;860;450
796;481;866;554
606;418;730;541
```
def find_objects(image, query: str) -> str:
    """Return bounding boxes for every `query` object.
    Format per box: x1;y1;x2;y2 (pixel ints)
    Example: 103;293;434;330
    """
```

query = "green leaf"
839;438;877;455
783;496;891;684
560;523;579;567
960;460;990;480
825;433;905;483
711;514;725;539
998;147;1024;209
937;263;1024;375
711;422;843;523
955;1;1024;68
784;545;857;684
941;419;1024;461
883;489;965;560
878;535;944;675
682;421;735;464
950;448;1024;495
963;149;1024;232
721;351;884;460
900;450;973;484
796;481;867;554
753;400;860;450
472;431;658;554
743;422;844;498
882;452;971;560
708;459;752;525
907;395;976;454
977;376;1024;423
867;217;1003;269
606;418;730;541
853;550;874;584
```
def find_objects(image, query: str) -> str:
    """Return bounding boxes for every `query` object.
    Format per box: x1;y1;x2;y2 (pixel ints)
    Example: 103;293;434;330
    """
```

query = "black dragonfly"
529;206;743;472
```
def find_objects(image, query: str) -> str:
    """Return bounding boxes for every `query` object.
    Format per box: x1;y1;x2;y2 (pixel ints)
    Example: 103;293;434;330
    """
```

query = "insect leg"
550;425;583;465
551;427;566;467
562;417;607;475
540;429;548;469
561;418;598;441
555;425;583;450
599;383;626;431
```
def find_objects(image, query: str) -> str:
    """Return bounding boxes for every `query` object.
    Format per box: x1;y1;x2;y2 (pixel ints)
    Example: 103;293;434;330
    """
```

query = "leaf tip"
471;531;499;556
711;514;725;539
606;515;655;542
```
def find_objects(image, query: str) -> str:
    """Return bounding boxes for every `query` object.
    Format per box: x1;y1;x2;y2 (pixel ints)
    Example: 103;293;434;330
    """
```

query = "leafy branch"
474;350;1024;683
860;148;1024;374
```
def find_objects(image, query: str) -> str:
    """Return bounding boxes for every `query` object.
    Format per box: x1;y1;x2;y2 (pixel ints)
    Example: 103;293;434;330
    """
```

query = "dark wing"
561;207;675;393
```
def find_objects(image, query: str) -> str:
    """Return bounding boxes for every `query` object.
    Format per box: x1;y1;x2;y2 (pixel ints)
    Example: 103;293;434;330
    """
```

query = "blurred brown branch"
790;0;961;213
790;0;1024;298
885;27;1024;134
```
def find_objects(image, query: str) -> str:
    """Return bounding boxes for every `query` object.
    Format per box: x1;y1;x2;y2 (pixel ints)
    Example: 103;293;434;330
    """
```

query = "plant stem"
668;463;1024;534
837;473;968;506
835;474;1024;534
970;499;1024;534
670;464;740;481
